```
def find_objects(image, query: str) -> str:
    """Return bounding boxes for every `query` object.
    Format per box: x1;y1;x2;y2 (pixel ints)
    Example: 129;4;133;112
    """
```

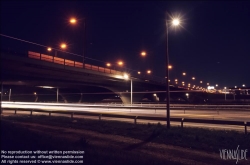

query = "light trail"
2;102;250;131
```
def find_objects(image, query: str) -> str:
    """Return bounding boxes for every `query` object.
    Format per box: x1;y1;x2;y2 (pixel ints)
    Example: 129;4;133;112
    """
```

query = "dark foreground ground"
1;114;250;165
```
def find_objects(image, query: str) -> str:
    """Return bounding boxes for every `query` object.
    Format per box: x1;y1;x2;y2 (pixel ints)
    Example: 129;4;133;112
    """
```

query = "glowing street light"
69;18;77;24
47;47;52;51
117;61;123;66
123;73;129;80
192;77;195;80
147;70;151;74
68;17;86;65
182;72;186;76
60;43;67;49
141;51;146;57
200;81;203;83
106;63;111;67
168;65;173;69
165;16;181;128
243;84;246;87
172;19;180;26
137;71;141;74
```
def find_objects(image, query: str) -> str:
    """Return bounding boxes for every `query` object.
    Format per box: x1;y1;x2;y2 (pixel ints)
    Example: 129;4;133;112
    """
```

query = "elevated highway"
1;50;191;104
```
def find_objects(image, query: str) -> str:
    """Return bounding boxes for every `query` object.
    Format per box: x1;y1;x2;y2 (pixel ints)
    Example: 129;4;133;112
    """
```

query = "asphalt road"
2;102;250;132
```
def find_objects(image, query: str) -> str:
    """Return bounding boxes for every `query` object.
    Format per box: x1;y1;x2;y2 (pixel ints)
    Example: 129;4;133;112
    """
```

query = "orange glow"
117;61;123;66
192;77;195;80
138;71;141;74
106;63;111;67
47;47;52;51
168;65;173;69
69;18;77;24
147;70;151;74
175;79;178;82
60;43;67;49
182;72;186;76
141;51;146;56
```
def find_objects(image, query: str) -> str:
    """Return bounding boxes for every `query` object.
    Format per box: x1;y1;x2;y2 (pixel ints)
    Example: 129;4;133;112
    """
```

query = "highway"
2;101;250;132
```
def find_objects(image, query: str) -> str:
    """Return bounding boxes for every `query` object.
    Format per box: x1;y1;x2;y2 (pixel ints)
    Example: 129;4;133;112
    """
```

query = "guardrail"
2;108;249;134
27;51;169;84
28;51;124;75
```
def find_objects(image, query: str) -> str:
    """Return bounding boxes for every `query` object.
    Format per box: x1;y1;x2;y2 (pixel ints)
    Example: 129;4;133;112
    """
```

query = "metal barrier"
27;51;169;84
28;51;124;75
3;108;249;134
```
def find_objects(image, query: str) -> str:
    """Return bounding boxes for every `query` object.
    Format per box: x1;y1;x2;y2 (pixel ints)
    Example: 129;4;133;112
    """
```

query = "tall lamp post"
166;17;180;128
69;17;86;65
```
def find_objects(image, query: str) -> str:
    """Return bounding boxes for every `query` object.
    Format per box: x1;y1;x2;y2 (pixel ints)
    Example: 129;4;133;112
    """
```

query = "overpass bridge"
1;49;202;104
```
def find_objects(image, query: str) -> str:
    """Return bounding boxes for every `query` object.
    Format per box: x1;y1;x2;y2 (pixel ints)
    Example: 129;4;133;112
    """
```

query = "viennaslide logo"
219;145;248;164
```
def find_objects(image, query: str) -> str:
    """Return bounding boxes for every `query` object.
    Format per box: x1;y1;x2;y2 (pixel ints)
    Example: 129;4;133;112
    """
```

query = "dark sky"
1;1;250;88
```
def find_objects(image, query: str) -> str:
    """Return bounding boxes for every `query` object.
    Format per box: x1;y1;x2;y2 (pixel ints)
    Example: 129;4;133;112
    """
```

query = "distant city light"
242;84;245;87
168;65;173;69
200;81;203;83
192;77;195;80
147;70;151;74
182;72;186;76
138;71;141;74
47;47;52;51
106;63;111;67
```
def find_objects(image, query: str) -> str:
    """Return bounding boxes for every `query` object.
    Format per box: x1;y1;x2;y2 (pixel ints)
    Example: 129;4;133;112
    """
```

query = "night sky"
1;1;250;88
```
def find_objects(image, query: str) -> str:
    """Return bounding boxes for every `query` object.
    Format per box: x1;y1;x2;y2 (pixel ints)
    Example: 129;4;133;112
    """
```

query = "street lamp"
60;43;67;49
166;16;181;128
117;61;123;66
147;70;151;74
69;17;86;65
141;51;146;57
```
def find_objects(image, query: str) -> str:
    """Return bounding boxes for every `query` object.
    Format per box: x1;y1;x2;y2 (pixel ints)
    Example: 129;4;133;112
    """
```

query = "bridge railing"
28;51;124;75
27;51;174;85
2;108;249;134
